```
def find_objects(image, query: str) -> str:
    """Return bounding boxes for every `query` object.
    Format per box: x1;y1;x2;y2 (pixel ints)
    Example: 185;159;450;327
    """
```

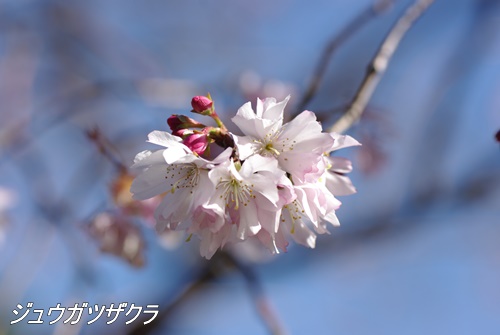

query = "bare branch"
294;0;396;116
86;127;128;173
221;252;287;335
128;251;286;335
128;264;215;335
329;0;436;134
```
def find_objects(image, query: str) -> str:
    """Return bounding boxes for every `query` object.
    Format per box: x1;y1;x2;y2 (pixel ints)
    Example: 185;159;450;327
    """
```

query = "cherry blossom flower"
188;204;232;259
130;95;360;259
131;130;231;232
324;133;361;196
262;177;341;254
208;155;285;241
232;96;334;182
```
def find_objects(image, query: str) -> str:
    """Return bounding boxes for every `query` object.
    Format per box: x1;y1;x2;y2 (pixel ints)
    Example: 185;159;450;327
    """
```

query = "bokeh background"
0;0;499;334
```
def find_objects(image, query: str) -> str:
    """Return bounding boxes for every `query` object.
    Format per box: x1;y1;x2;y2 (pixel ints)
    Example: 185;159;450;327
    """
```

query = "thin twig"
128;251;286;335
128;263;215;335
222;252;287;335
86;127;128;173
295;0;396;115
329;0;436;134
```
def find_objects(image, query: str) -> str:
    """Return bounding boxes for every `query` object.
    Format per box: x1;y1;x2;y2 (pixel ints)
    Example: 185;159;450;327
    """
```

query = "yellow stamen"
265;143;280;156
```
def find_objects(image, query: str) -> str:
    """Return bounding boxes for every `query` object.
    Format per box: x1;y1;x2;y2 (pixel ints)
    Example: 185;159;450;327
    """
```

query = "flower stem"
211;111;227;131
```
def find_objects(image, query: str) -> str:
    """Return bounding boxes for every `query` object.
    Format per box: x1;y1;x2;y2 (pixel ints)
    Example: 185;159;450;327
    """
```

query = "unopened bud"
183;132;209;155
191;96;213;114
496;129;500;143
168;114;205;136
167;115;183;132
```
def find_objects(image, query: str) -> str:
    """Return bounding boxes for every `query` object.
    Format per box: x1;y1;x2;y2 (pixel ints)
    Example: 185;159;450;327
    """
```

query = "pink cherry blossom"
131;95;361;259
324;133;361;196
130;130;231;232
232;96;334;182
207;155;285;241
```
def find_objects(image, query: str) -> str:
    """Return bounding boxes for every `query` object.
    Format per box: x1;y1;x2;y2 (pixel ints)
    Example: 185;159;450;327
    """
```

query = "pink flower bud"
167;115;183;132
183;133;209;155
191;96;213;114
168;114;204;136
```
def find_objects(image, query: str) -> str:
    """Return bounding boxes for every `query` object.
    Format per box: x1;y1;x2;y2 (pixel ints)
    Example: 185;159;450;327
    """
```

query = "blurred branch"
221;252;287;335
128;263;215;335
329;0;436;134
295;0;396;115
128;251;286;335
86;127;128;173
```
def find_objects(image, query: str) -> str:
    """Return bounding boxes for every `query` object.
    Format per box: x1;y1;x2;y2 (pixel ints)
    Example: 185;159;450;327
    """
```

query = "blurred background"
0;0;499;334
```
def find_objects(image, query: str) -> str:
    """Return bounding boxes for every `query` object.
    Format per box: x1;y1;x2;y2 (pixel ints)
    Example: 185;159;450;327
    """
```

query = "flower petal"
131;165;170;200
329;133;361;151
237;201;261;239
147;130;182;147
131;150;165;171
261;95;289;127
326;172;356;196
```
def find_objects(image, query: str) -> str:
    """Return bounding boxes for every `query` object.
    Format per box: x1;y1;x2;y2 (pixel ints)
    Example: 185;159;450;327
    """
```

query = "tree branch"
329;0;436;134
128;263;215;335
295;0;396;115
128;251;286;335
221;252;287;335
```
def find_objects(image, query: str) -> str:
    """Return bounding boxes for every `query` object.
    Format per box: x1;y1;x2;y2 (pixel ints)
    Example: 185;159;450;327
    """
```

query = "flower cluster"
131;95;360;259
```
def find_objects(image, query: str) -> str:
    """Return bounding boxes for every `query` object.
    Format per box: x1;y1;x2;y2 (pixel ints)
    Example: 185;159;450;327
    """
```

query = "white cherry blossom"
130;95;360;259
131;130;231;232
324;133;361;196
232;96;334;182
208;155;285;241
